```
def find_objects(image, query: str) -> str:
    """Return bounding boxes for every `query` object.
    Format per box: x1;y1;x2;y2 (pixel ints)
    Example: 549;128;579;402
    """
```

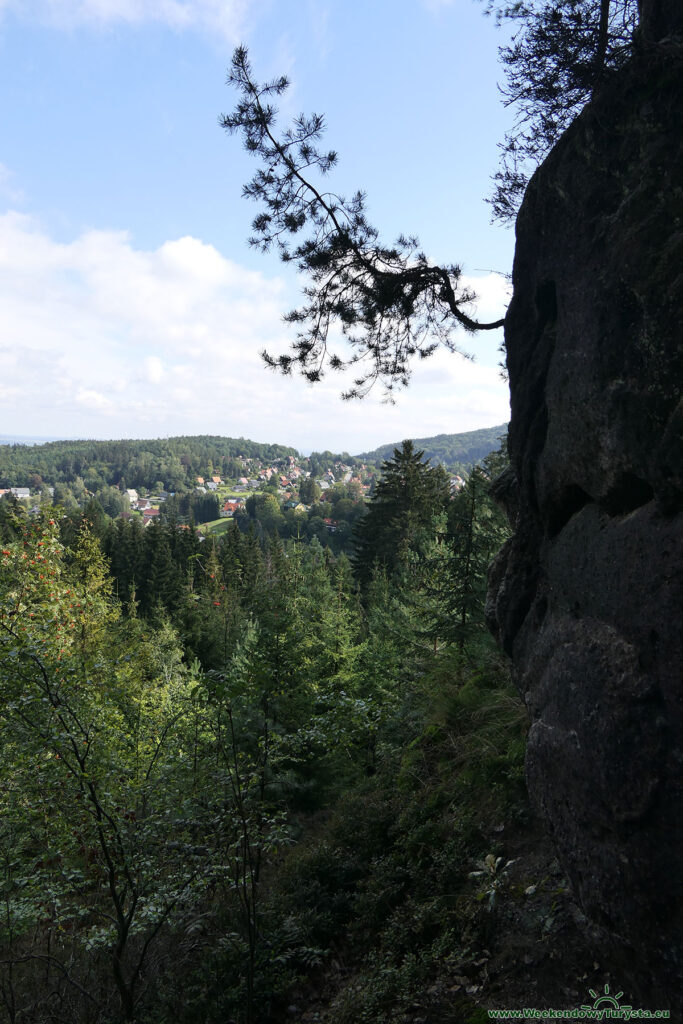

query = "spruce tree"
139;521;184;616
353;441;451;590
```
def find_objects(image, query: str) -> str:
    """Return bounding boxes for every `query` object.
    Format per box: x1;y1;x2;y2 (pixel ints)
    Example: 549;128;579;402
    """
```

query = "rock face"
488;21;683;1013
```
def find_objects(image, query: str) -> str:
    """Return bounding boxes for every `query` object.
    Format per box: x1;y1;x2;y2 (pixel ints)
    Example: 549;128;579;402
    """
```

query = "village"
0;450;467;544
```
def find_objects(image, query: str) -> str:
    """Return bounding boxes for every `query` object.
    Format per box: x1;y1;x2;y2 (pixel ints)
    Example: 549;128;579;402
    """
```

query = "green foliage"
298;475;321;503
261;641;526;1024
245;491;286;534
0;519;211;1020
0;438;520;1023
191;491;221;524
443;459;510;652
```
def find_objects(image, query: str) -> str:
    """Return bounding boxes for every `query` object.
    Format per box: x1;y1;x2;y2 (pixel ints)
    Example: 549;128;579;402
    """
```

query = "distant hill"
0;434;67;446
0;428;508;491
358;424;508;472
0;435;298;491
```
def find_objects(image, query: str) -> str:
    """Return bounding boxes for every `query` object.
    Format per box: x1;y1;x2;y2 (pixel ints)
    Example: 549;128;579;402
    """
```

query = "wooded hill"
0;435;299;490
0;426;506;491
358;424;507;472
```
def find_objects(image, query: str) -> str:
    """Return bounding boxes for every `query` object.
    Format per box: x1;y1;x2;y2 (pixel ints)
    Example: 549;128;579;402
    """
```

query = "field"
197;517;234;537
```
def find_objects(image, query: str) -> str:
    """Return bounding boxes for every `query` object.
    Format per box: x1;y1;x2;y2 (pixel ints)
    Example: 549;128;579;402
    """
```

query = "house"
142;508;160;526
196;477;205;485
221;500;241;518
10;487;30;500
206;481;218;491
211;475;222;485
126;488;138;503
323;518;338;533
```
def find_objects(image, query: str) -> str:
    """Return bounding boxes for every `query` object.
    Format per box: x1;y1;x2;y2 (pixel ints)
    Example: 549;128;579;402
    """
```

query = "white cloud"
0;210;289;431
144;356;165;384
0;0;252;41
0;210;509;451
463;271;512;322
75;387;114;411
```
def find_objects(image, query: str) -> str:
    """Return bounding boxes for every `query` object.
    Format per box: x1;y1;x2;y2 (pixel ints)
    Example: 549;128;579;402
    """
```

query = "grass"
219;488;252;498
198;517;234;536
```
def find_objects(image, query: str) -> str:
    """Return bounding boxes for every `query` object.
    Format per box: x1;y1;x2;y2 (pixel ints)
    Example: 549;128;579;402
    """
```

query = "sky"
0;0;516;454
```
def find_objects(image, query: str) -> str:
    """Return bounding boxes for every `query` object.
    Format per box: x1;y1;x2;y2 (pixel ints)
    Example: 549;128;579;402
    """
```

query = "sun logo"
581;982;632;1012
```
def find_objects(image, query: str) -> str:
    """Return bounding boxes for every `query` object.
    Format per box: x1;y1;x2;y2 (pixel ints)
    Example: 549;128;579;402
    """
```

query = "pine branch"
221;46;506;399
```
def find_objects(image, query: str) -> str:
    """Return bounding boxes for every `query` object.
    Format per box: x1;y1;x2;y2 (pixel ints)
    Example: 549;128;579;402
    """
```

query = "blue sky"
0;0;515;453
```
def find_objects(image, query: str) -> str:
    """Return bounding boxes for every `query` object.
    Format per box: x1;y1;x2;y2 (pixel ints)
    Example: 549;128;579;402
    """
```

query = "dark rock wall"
488;26;683;1011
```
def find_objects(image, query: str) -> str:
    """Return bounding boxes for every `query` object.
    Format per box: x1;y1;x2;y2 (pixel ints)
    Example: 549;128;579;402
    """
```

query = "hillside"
0;428;508;492
358;423;507;472
0;434;298;490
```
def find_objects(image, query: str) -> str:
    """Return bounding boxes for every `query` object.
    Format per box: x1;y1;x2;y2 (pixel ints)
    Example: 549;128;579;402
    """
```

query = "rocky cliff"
488;9;683;1012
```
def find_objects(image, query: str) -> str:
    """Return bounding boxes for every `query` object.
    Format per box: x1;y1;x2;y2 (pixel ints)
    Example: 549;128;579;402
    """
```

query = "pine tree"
221;7;650;392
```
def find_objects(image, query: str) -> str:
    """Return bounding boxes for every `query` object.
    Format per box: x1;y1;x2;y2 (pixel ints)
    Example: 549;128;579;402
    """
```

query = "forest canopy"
0;436;521;1023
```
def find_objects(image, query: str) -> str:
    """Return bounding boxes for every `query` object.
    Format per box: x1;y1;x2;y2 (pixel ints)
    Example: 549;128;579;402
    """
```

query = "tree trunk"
595;0;611;74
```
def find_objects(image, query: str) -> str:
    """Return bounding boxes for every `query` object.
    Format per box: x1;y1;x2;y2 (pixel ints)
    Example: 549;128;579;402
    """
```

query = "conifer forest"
0;441;527;1023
